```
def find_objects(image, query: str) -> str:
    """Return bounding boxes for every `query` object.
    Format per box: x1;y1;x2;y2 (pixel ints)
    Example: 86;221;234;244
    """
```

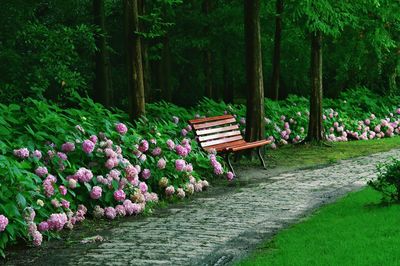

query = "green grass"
265;137;400;169
237;187;400;266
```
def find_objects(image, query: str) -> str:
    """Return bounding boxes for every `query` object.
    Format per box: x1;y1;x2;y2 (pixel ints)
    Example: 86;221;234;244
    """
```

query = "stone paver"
4;149;400;266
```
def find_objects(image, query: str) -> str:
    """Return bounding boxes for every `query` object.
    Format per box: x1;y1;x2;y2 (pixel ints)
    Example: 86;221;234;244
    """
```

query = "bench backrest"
188;115;244;149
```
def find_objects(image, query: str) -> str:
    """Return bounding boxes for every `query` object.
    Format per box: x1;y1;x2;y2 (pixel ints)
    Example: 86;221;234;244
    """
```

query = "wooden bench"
189;114;271;176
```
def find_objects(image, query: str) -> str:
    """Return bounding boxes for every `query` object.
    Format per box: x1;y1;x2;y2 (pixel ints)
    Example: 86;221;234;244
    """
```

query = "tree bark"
244;0;265;142
270;0;283;100
203;0;213;99
138;0;152;101
124;0;145;119
306;30;324;142
93;0;111;107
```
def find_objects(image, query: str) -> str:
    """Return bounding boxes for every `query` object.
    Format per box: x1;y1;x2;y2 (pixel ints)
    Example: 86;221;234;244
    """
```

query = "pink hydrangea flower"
90;186;102;199
152;147;162;156
181;129;188;136
141;169;151;179
113;190;126;202
194;182;203;192
115;123;128;135
109;169;121;180
56;152;68;161
226;171;234;181
115;205;126;217
76;168;93;183
61;142;75;152
32;150;42;159
165;186;175;196
90;135;98;144
176;188;185;199
125;202;141;215
38;221;49;232
175;145;188;157
61;199;70;209
125;164;138;178
0;215;9;232
47;213;68;231
157;158;166;169
166;139;175;150
13;148;29;159
175;159;186;171
105;207;116;220
139;182;148;193
138;140;149;153
59;185;67;196
32;230;43;247
35;166;48;177
82;140;95;154
185;163;193;172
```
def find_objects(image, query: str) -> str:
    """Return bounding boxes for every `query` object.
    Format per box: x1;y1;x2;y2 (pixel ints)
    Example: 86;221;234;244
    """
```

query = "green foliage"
0;96;225;256
368;158;400;202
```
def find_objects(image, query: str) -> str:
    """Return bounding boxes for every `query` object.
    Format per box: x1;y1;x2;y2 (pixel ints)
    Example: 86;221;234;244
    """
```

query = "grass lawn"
237;187;400;266
266;137;400;169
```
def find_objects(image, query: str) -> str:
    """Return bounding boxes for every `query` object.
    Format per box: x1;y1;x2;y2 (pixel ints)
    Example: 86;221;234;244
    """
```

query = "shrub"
368;159;400;202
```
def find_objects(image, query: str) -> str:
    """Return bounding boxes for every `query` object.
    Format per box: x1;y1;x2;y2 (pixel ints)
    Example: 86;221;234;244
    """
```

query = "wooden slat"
204;140;246;152
196;124;239;136
227;140;272;152
193;118;236;130
201;135;243;148
189;114;233;125
198;130;241;142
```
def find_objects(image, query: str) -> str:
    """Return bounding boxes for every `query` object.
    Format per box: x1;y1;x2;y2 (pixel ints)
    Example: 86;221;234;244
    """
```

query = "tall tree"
270;0;283;100
244;0;265;142
306;30;324;141
124;0;145;119
290;0;363;141
93;0;111;107
203;0;213;99
138;0;152;101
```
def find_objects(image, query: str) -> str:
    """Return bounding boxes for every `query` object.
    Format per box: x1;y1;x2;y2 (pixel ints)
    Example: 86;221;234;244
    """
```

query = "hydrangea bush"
0;96;227;256
1;87;400;255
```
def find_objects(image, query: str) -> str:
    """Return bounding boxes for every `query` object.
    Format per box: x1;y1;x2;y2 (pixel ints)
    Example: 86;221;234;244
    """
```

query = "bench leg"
225;153;236;177
258;147;267;169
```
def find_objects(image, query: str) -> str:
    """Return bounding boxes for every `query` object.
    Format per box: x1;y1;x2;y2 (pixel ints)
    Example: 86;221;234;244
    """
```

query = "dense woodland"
0;0;399;140
1;0;398;103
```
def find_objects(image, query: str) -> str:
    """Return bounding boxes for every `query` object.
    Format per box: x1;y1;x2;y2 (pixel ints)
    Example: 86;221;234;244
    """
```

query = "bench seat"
189;114;270;176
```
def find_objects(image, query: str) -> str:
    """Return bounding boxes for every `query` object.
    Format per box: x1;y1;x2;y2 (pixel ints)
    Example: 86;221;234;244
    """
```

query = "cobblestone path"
5;149;400;266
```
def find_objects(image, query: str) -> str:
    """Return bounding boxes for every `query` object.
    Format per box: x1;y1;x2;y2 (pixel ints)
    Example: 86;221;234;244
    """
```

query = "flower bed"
0;97;231;256
1;87;400;256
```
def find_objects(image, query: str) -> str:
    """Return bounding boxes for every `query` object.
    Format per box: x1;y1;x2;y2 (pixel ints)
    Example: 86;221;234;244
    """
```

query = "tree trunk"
138;0;152;101
124;0;145;119
270;0;283;100
306;30;324;142
244;0;265;142
93;0;111;107
203;0;213;99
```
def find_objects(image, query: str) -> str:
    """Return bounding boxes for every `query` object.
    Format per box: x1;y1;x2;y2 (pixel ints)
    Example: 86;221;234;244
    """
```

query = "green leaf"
16;193;27;208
